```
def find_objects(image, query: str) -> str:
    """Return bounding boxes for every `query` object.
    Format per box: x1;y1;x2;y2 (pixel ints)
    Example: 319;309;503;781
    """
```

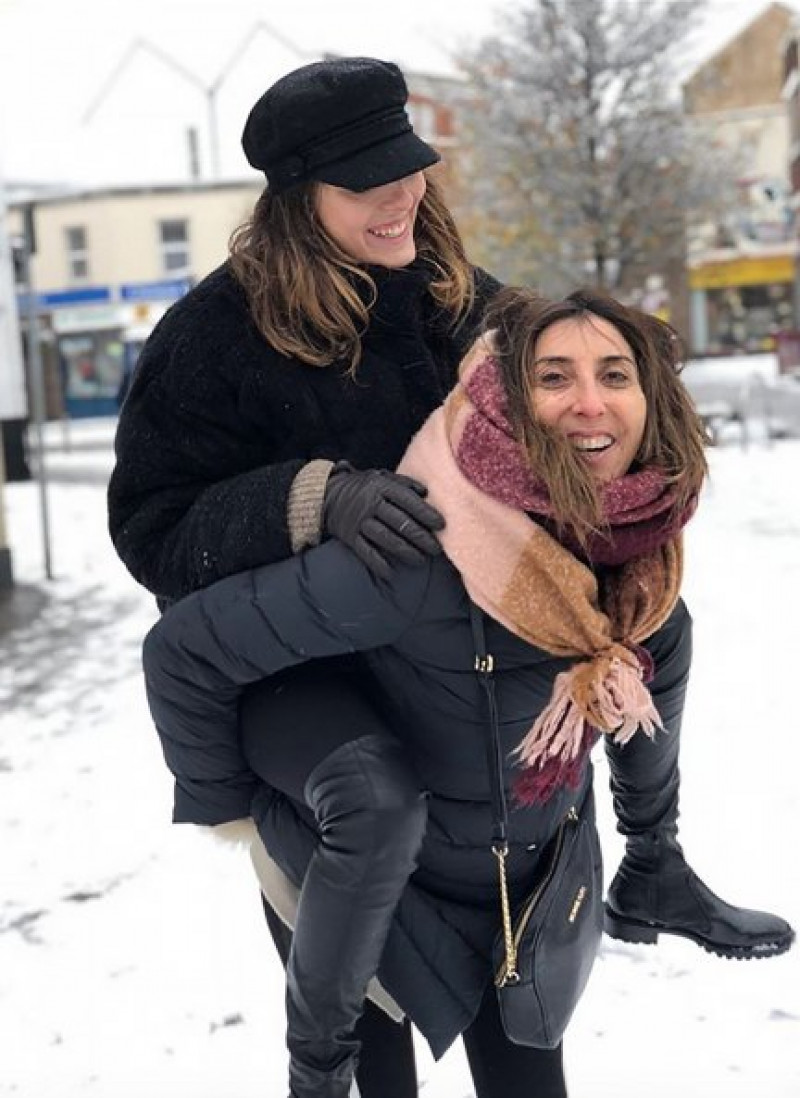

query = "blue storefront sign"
17;285;112;312
41;286;111;306
120;278;193;302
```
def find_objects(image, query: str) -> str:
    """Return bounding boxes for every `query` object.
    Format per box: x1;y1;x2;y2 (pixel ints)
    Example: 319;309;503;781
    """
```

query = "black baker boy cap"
242;56;441;194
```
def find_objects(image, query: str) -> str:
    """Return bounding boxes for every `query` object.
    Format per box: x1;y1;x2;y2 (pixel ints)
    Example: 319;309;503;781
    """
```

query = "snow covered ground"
1;419;799;1098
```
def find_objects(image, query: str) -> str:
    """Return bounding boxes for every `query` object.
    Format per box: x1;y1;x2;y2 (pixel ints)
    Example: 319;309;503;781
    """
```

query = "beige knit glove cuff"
286;459;336;553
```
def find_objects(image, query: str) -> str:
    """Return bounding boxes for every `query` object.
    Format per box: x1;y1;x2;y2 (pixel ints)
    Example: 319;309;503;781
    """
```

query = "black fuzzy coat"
142;540;692;1056
108;260;501;600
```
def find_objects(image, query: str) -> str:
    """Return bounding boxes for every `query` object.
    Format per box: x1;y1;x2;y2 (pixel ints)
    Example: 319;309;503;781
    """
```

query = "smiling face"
529;314;648;483
314;172;427;267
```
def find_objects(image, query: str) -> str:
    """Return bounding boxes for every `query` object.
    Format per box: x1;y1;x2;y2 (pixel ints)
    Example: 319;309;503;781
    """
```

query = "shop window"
706;283;794;355
159;219;190;275
60;330;124;410
65;226;89;281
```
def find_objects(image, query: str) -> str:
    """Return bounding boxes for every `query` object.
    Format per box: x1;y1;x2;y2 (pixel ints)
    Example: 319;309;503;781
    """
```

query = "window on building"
65;226;89;281
158;219;190;275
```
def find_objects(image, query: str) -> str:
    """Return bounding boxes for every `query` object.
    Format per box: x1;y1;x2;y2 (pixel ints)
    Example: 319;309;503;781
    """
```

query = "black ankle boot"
286;734;427;1098
604;607;794;960
604;831;795;959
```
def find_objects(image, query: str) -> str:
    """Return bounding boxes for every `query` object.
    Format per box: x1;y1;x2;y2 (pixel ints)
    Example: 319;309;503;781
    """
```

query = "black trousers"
463;988;566;1098
241;663;566;1098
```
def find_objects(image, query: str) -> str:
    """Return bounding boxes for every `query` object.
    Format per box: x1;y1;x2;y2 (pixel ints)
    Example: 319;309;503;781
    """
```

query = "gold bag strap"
470;602;520;985
493;840;519;984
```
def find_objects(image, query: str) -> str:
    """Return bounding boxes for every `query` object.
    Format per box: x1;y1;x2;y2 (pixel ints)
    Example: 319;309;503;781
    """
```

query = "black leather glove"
322;465;445;580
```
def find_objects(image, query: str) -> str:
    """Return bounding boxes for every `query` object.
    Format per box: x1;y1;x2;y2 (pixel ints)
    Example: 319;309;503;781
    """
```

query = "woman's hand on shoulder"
322;464;445;581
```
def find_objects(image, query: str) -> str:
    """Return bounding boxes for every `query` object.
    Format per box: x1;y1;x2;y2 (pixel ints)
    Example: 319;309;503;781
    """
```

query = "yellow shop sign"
689;254;795;290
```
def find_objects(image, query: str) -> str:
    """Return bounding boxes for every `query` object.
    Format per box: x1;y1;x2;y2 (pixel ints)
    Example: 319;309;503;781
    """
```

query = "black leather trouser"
262;899;418;1098
241;662;424;1098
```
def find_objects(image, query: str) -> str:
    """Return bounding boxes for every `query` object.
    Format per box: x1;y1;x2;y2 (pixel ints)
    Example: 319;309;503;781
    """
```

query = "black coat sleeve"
142;542;433;825
107;324;306;601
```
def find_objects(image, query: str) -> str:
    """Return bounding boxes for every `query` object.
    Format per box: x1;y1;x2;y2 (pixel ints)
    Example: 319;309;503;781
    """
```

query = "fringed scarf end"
512;668;586;769
597;654;663;745
512;726;599;806
511;649;662;803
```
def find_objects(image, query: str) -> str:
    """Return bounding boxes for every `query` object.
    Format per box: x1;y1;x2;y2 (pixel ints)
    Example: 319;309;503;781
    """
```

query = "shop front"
52;304;126;418
46;279;188;417
688;251;795;355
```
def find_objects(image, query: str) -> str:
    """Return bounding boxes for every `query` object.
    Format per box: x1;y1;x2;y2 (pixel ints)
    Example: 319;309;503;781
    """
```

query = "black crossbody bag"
469;603;604;1049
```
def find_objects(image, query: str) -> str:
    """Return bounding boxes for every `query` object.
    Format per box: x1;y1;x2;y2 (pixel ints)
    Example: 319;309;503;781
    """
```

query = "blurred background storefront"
685;3;799;360
7;181;261;419
688;246;795;355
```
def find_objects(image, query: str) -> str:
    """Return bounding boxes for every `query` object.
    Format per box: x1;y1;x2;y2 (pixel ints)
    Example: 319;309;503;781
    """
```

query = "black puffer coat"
108;260;500;600
143;540;692;1056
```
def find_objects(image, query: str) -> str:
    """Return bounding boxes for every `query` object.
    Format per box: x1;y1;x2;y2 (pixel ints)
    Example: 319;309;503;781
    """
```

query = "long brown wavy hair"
486;287;709;546
228;175;475;372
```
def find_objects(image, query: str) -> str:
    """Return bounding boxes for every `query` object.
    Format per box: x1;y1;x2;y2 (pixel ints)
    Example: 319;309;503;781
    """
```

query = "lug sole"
604;906;795;960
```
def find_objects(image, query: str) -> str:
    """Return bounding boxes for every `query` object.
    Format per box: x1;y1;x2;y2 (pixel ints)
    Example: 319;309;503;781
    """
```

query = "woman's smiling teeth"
571;434;614;453
368;220;408;239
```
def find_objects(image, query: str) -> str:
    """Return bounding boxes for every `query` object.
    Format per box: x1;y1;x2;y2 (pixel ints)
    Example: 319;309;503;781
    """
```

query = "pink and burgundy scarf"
399;337;697;805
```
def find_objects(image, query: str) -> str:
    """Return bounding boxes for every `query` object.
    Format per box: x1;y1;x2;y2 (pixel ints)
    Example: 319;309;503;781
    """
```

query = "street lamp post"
0;172;28;588
16;205;54;581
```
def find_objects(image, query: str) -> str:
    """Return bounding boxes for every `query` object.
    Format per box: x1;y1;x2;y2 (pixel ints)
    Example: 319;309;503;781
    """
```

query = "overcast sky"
0;0;792;188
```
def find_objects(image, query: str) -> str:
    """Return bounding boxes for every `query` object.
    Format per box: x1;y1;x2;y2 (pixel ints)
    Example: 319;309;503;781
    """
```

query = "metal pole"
0;432;12;589
207;87;220;181
20;206;54;580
